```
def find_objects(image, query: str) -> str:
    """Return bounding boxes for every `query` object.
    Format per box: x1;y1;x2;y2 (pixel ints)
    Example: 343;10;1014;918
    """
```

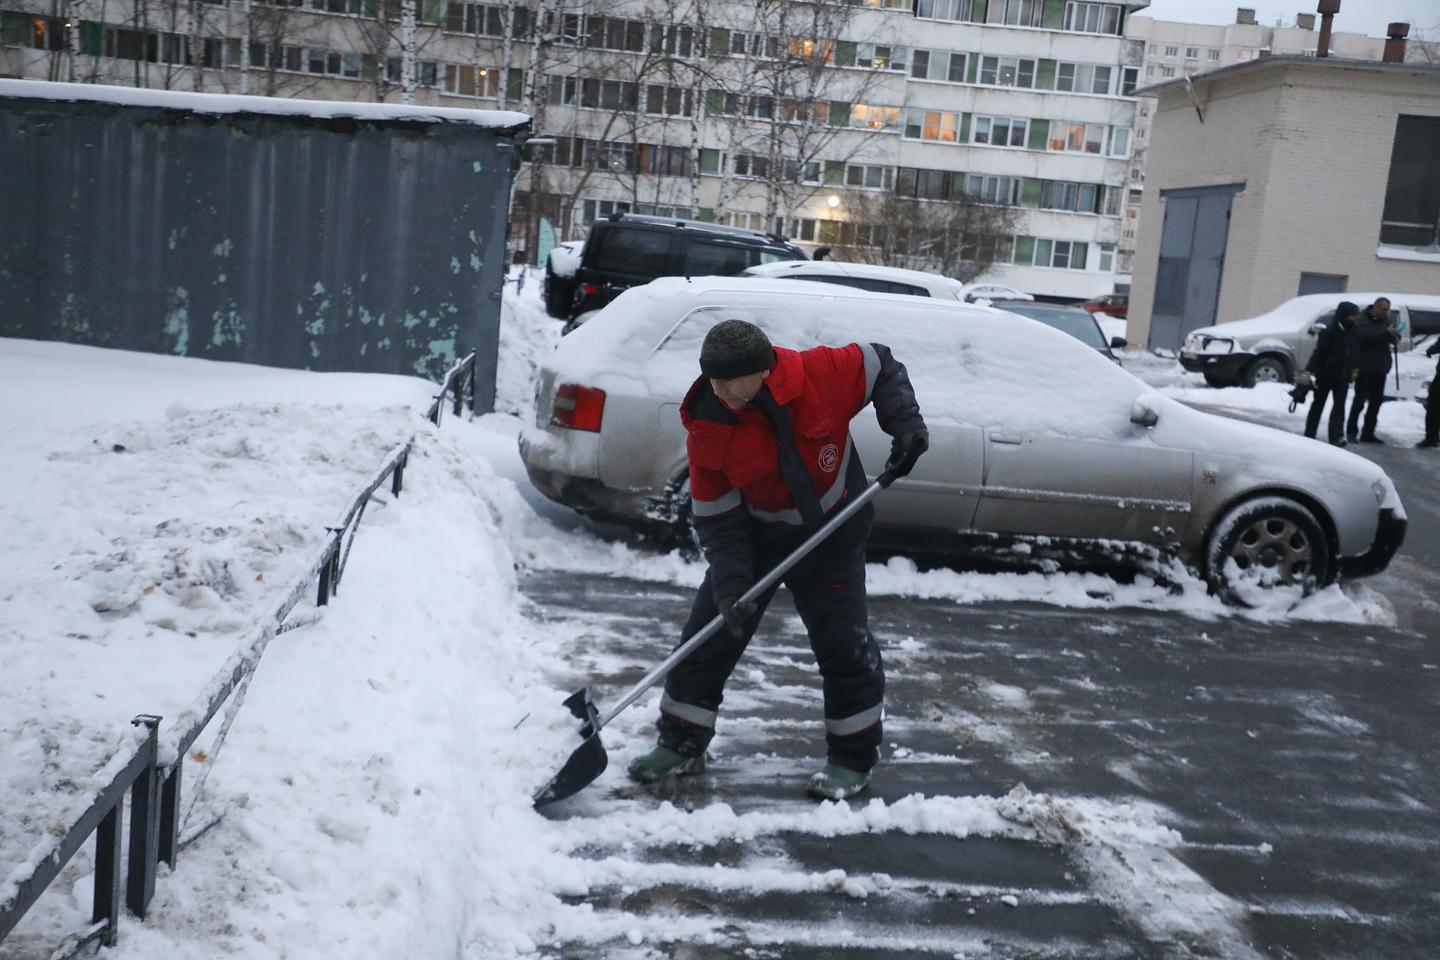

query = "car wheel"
1242;356;1288;388
1202;370;1236;388
1205;496;1332;604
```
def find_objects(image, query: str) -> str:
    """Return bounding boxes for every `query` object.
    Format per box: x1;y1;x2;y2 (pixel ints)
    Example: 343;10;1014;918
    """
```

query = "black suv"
544;213;807;330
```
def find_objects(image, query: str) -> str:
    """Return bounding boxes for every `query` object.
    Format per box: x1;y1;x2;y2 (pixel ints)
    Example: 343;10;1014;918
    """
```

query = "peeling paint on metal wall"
0;96;520;410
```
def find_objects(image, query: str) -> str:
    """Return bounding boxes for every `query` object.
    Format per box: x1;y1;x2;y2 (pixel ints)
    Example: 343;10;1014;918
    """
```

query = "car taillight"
551;383;605;432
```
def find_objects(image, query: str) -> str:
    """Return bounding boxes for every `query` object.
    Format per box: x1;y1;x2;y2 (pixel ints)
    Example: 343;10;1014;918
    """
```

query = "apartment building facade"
2;0;1149;299
1116;6;1384;272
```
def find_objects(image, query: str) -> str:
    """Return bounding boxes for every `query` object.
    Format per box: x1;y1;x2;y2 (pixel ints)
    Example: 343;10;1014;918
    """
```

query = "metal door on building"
1148;183;1243;351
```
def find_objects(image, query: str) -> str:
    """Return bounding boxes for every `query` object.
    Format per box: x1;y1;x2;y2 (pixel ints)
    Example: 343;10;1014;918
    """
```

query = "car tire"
1205;496;1333;604
1202;370;1236;388
543;263;577;321
1241;356;1289;388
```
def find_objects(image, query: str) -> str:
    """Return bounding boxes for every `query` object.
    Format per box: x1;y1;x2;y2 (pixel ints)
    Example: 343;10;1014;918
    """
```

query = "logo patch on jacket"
818;443;840;473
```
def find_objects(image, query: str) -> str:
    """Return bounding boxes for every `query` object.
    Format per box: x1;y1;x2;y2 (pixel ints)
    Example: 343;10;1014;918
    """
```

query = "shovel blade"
533;730;608;807
533;686;609;807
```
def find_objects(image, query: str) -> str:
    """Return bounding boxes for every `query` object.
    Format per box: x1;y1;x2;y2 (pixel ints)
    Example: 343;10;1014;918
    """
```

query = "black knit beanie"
1336;301;1359;321
700;319;774;379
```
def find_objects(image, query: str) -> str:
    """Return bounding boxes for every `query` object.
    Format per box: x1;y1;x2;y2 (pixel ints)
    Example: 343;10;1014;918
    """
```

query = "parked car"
957;282;1034;303
741;260;969;299
542;213;805;331
1082;293;1129;319
520;277;1405;598
1180;292;1440;388
993;301;1126;363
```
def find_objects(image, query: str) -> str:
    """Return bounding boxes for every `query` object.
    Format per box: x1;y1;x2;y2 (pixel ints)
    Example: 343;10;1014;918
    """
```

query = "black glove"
884;428;929;479
1428;341;1439;358
716;595;756;639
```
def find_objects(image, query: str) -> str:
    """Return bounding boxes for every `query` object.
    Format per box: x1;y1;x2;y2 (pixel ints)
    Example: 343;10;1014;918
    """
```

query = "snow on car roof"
0;79;532;129
744;260;966;295
1191;292;1440;339
553;277;1145;438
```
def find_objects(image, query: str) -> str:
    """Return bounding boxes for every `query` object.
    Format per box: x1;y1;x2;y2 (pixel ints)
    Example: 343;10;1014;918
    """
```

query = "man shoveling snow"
627;319;928;801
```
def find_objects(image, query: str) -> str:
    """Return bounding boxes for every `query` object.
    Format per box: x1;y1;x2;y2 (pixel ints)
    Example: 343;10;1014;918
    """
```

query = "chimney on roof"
1236;7;1256;25
1317;0;1340;57
1383;22;1409;62
1296;13;1316;30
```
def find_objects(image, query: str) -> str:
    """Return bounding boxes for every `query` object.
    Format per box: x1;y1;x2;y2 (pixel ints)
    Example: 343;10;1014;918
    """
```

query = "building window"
1108;126;1130;156
1121;66;1138;95
849;103;902;130
973;115;1029;147
896;167;964;201
1159;65;1175;78
910;49;967;82
988;0;1043;27
904;108;963;142
857;43;907;71
1098;243;1115;272
1031;238;1090;269
980;55;1037;88
1055;62;1111;94
1380;114;1440;251
1207;48;1220;60
1048;121;1106;154
1163;45;1177;57
845;164;894;189
1185;46;1199;59
914;0;978;22
579;198;631;226
1039;181;1101;213
966;174;1023;205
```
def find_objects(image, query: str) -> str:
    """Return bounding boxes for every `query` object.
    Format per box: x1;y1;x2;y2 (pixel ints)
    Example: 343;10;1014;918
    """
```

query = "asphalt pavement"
524;403;1438;959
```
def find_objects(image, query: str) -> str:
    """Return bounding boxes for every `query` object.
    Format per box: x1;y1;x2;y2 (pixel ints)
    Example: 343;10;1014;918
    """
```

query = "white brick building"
1127;54;1440;351
2;0;1152;299
1116;6;1384;275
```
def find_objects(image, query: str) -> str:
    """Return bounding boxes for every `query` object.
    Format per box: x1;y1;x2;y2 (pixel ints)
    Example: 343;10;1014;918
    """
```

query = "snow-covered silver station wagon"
520;277;1406;596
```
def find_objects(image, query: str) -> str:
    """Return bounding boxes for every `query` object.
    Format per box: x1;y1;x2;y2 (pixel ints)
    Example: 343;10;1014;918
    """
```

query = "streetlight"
826;194;841;208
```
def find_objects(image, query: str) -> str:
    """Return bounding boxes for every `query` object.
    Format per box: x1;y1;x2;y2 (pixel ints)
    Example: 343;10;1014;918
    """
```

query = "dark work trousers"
1347;372;1387;439
1426;380;1440;443
1304;378;1349;442
657;508;884;773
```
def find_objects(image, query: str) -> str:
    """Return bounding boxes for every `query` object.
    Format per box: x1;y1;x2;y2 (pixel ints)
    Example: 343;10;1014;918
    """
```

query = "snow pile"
495;266;562;424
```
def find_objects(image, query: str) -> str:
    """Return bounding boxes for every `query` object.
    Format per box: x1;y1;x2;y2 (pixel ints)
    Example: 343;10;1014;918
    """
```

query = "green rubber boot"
627;746;706;784
807;763;871;801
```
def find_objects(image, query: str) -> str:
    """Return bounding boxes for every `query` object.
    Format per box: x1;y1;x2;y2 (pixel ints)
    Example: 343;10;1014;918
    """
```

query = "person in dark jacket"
1346;297;1398;443
628;319;927;801
1419;338;1440;449
1302;301;1359;445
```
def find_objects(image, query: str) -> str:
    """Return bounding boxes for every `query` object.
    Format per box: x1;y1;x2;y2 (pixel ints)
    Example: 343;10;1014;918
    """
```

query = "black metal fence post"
126;716;161;919
94;797;123;947
316;547;335;606
391;451;407;497
158;763;181;867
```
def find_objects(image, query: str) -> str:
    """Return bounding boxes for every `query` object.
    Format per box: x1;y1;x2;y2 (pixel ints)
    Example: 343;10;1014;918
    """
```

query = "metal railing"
1;355;478;956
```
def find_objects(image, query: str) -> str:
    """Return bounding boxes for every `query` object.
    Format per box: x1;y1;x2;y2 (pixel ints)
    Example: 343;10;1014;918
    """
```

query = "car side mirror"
1129;397;1160;428
1307;322;1326;335
1110;336;1128;349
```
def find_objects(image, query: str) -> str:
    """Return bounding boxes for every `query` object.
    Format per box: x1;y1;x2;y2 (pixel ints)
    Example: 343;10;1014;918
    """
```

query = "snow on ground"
0;277;1409;957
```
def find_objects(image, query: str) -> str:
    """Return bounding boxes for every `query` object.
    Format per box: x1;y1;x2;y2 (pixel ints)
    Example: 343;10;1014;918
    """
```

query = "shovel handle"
594;473;896;730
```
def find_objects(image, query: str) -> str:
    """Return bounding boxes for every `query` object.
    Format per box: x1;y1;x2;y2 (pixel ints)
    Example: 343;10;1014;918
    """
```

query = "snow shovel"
533;469;901;807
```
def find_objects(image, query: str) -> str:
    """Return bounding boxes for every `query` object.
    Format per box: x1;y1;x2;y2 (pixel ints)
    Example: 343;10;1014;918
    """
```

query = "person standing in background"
1303;301;1359;446
1346;298;1398;444
1418;338;1440;449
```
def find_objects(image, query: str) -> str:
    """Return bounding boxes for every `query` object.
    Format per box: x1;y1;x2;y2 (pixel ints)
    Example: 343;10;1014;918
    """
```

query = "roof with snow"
0;78;531;131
